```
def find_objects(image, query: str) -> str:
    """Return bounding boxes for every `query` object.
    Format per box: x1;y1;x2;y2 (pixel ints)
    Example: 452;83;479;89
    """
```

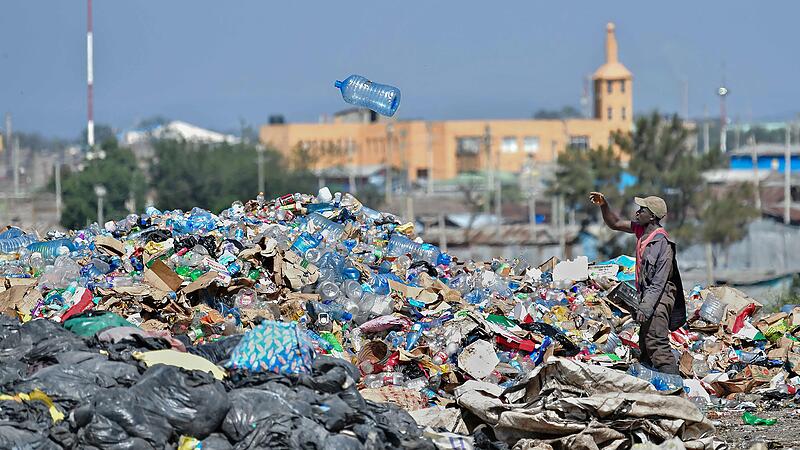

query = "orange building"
260;23;633;183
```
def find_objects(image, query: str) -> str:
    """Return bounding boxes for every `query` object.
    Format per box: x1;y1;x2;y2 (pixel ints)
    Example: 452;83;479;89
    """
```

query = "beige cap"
634;196;667;219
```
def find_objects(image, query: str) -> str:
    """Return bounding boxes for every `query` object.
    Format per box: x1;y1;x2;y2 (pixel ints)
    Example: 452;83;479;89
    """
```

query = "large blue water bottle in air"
334;75;401;117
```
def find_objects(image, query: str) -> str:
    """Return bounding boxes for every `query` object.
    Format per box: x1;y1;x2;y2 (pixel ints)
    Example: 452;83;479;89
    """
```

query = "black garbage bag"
324;433;364;450
187;334;243;364
76;365;230;448
0;317;88;366
14;351;139;409
230;414;295;450
0;425;63;450
225;370;296;390
200;433;234;450
222;387;313;442
0;397;64;450
312;355;360;383
0;314;19;338
316;393;360;432
0;359;26;385
357;400;434;450
14;351;140;409
233;415;338;450
18;318;89;365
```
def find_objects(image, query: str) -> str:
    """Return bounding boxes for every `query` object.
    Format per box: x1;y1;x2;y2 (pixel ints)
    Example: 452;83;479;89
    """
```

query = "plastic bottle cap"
342;312;353;321
334;80;343;89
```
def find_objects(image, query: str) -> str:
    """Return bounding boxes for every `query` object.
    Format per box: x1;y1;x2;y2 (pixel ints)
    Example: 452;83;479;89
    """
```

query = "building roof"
729;143;800;157
123;120;239;145
702;169;770;184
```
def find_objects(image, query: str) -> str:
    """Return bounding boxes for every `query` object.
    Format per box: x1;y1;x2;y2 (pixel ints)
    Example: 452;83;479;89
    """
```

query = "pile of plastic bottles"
1;187;791;409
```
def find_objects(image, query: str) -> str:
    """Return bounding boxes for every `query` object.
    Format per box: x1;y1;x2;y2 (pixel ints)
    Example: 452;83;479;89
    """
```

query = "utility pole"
438;213;447;252
256;144;265;196
86;0;95;148
483;124;492;215
400;129;408;194
13;138;19;196
494;179;502;232
426;122;434;195
558;195;566;259
348;138;357;194
703;105;710;154
750;135;761;210
384;123;394;206
785;124;792;225
4;113;11;178
718;84;729;152
94;185;106;226
55;155;62;220
527;156;537;243
681;78;689;121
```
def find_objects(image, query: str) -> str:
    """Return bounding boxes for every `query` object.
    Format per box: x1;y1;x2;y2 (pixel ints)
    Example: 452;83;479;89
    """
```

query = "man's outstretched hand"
589;192;607;207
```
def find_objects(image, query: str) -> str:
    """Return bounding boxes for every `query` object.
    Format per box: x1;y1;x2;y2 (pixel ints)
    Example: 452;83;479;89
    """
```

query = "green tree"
615;113;724;241
149;139;318;212
550;144;622;216
59;141;147;229
699;183;759;267
81;124;117;147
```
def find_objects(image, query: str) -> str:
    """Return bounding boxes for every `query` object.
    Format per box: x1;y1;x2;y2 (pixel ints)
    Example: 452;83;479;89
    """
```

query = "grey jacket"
637;232;686;331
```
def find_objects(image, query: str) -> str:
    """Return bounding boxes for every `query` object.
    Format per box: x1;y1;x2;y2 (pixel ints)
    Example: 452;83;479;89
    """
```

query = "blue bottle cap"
334;80;343;89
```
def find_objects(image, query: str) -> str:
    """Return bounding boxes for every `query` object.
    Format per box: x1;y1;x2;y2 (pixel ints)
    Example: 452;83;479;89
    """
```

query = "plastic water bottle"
387;234;441;264
305;213;345;241
699;294;726;324
628;363;683;392
370;273;402;295
334;75;401;117
291;232;321;255
0;234;38;254
404;323;423;351
27;239;75;262
307;300;352;322
0;227;25;240
602;332;622;354
364;372;404;388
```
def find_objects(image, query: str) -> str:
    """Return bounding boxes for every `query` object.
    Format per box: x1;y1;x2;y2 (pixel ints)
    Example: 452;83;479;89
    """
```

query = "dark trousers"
638;283;679;375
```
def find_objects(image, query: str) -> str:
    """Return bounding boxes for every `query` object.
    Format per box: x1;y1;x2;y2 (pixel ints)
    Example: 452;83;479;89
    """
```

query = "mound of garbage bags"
0;188;789;449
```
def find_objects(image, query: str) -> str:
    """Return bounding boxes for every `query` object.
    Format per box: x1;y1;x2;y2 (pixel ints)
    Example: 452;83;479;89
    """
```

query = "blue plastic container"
334;75;401;117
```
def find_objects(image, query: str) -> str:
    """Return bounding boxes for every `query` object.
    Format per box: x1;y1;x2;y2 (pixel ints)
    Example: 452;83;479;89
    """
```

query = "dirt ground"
712;405;800;449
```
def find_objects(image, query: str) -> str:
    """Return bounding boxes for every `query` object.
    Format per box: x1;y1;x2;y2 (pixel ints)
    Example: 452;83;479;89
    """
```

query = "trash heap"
0;188;788;449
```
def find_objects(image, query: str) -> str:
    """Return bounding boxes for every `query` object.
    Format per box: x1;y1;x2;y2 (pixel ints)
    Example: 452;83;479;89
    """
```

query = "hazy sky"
2;1;799;137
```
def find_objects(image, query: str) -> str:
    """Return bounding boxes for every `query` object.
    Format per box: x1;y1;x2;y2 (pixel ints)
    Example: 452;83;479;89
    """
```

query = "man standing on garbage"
589;192;686;375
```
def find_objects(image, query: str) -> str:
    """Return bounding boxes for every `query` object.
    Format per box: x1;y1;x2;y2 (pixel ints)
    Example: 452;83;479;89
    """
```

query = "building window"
620;80;625;93
607;107;613;120
456;137;481;155
607;80;612;94
621;107;627;120
501;136;518;153
569;135;590;151
417;168;429;179
523;136;540;153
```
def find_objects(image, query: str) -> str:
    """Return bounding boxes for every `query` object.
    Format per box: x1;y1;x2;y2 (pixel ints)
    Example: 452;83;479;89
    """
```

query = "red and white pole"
86;0;94;148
